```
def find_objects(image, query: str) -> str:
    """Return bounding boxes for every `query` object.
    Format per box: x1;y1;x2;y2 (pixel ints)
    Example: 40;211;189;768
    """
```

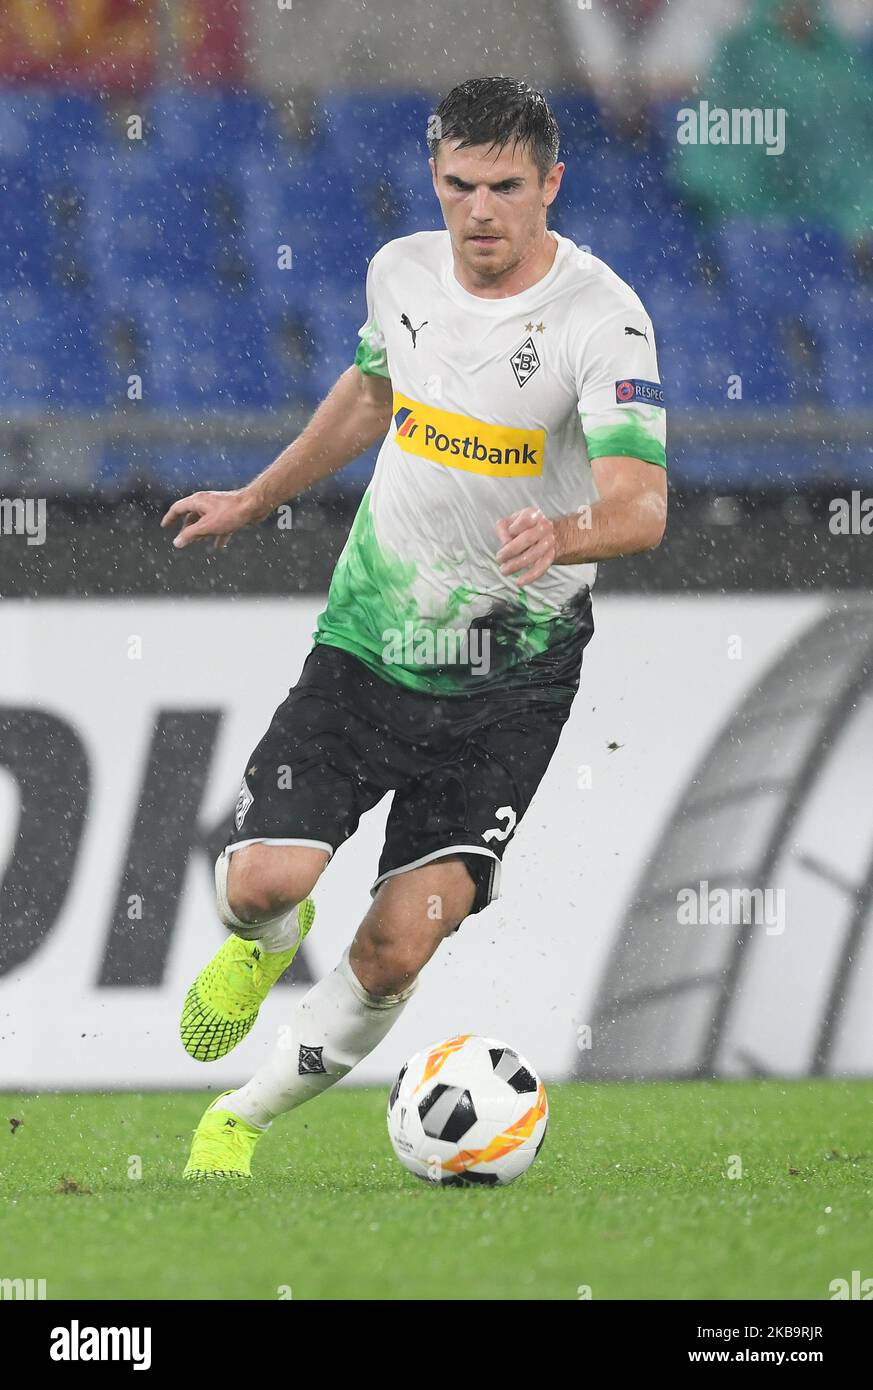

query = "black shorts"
225;615;593;918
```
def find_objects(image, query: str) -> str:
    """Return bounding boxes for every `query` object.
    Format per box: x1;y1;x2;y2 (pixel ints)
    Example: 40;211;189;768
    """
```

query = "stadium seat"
717;219;850;323
0;286;56;404
545;93;606;159
0;87;36;160
0;162;53;286
125;285;293;410
643;285;742;408
29;89;105;173
304;283;369;402
80;152;237;302
0;87;104;166
313;92;441;247
147;87;281;165
315;91;433;174
644;281;811;409
0;83;863;500
812;285;873;408
553;204;695;296
240;153;373;308
0;286;110;407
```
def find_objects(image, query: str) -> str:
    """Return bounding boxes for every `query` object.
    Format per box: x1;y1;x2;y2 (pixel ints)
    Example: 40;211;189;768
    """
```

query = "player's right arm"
161;364;393;550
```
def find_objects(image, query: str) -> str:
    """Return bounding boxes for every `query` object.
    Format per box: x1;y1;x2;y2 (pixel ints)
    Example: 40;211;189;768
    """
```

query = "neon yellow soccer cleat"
183;1091;265;1180
180;898;316;1062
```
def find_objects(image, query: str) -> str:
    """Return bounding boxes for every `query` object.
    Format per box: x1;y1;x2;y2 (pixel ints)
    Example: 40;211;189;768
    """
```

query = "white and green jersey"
314;229;666;696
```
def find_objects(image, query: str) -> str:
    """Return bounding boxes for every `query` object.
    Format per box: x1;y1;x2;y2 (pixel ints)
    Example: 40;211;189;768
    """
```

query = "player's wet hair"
428;77;560;184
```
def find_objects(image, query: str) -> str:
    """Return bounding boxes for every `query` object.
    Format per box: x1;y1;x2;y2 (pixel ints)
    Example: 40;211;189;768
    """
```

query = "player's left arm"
497;457;667;586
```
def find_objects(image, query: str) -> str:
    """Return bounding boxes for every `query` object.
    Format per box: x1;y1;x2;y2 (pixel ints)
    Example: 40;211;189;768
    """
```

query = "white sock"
250;903;302;954
218;948;417;1128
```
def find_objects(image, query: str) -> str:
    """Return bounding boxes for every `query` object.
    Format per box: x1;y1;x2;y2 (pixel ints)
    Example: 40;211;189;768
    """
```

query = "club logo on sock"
298;1044;326;1075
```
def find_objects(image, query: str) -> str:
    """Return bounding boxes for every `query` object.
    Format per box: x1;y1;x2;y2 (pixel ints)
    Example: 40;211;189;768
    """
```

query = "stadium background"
1;0;872;1089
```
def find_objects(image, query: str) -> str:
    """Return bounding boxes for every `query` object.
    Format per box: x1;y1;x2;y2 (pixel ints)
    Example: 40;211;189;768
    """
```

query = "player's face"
430;140;563;284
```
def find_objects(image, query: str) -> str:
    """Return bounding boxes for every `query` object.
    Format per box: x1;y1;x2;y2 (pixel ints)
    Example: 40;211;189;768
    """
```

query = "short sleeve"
353;253;390;379
575;307;667;469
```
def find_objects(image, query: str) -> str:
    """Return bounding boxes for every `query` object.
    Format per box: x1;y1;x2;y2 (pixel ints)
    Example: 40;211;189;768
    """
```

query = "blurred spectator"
556;0;746;130
672;0;873;275
829;0;873;42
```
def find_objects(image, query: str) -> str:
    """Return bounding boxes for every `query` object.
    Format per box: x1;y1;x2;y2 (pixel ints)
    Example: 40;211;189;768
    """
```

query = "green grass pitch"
1;1081;871;1300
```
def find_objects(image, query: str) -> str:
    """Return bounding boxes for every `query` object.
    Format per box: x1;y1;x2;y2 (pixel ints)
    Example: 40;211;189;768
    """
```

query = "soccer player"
161;76;667;1178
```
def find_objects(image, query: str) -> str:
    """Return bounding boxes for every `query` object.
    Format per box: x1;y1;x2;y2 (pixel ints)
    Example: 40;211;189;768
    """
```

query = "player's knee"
351;934;423;998
223;844;325;924
350;917;450;996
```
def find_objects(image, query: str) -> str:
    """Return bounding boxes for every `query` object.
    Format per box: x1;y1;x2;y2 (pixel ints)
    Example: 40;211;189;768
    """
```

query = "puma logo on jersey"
624;325;649;343
400;313;428;348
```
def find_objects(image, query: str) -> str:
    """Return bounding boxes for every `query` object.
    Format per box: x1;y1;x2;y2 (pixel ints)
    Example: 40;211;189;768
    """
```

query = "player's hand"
160;489;261;551
496;507;556;586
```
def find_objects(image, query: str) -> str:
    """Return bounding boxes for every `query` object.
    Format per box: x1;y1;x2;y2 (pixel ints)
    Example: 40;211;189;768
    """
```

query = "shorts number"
482;806;517;843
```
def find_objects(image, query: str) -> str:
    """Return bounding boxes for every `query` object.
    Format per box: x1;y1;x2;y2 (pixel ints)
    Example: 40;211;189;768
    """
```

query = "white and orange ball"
387;1034;548;1186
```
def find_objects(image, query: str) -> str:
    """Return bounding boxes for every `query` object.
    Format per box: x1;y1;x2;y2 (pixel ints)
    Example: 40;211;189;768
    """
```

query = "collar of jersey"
440;230;571;315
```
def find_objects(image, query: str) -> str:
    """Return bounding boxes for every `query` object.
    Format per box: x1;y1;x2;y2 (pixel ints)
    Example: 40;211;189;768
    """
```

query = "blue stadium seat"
30;89;105;172
0;88;36;160
126;285;291;410
303;283;369;402
240;154;374;307
147;87;280;165
389;156;439;230
54;304;111;407
649;96;693;153
644;285;743;408
717;219;850;321
646;282;811;408
315;91;433;174
80;153;233;301
312;92;442;251
0;287;109;406
0;162;53;286
0;86;104;165
554;206;697;299
0;287;56;404
811;285;873;408
0;84;864;501
545;94;605;159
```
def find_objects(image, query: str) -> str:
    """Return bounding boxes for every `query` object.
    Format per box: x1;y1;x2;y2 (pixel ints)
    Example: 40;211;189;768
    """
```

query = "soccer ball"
387;1034;548;1186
